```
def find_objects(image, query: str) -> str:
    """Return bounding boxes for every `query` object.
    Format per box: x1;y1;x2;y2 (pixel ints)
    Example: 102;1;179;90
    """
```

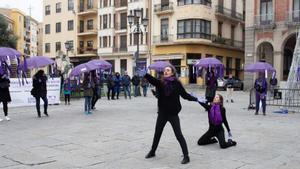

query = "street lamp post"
127;9;148;76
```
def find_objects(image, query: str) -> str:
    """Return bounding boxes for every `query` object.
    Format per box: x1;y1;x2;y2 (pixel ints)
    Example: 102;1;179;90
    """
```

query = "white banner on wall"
1;78;61;108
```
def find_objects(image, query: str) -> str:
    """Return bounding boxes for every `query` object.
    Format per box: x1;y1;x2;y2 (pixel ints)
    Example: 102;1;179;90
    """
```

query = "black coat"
132;75;140;86
0;77;11;102
145;74;197;116
32;75;47;98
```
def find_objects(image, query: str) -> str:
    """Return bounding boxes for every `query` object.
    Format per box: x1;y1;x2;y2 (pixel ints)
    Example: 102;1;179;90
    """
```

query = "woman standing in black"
0;73;11;121
197;94;237;148
144;66;198;164
32;70;48;118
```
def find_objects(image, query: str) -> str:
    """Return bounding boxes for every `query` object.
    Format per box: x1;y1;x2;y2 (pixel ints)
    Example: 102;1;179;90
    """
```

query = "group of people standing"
106;71;149;100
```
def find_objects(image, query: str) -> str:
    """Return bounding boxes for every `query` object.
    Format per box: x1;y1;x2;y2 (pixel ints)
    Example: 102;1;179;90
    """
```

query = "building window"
293;0;300;18
121;59;127;74
177;0;211;6
68;40;74;50
260;0;273;23
87;0;93;9
177;19;211;39
134;34;139;45
161;18;169;41
68;0;74;10
87;20;93;30
103;0;108;7
45;5;50;15
55;42;61;51
56;22;61;33
120;13;127;29
218;21;222;37
120;35;127;50
226;57;233;75
45;24;50;34
79;41;84;48
120;0;127;7
45;43;50;53
103;15;108;29
103;36;108;47
87;41;94;50
68;20;74;31
56;3;61;13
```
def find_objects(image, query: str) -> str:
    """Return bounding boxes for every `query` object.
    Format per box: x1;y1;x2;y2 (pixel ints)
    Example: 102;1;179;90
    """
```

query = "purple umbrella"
148;61;172;72
26;56;55;69
245;62;276;73
194;57;223;68
70;63;98;77
87;59;112;70
0;47;22;60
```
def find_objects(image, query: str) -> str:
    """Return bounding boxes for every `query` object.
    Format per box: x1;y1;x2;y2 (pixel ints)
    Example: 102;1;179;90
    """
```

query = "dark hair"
35;70;44;78
216;94;224;106
165;65;177;77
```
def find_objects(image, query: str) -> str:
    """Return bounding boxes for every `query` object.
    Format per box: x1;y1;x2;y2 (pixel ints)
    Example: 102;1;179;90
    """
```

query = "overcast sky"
0;0;43;22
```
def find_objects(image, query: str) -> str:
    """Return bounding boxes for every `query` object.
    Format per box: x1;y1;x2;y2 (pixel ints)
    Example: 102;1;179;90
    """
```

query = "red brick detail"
275;0;288;22
257;32;273;41
254;0;258;15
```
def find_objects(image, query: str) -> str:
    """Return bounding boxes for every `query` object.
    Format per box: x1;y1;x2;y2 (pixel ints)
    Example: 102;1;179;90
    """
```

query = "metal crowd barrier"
249;87;300;112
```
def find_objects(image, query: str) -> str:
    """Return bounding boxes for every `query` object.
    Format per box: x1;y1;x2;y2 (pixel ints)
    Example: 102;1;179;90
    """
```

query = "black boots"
181;156;190;164
145;151;155;159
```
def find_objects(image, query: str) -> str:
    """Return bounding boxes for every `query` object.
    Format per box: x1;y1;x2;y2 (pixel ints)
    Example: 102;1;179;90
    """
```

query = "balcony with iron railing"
78;27;97;36
254;14;276;29
153;34;174;44
78;5;97;15
154;2;174;15
113;47;128;52
285;10;300;26
78;47;97;55
215;5;244;23
211;34;244;50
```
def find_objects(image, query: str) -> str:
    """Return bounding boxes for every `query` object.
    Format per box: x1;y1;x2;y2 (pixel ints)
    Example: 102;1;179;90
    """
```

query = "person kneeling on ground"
197;94;237;149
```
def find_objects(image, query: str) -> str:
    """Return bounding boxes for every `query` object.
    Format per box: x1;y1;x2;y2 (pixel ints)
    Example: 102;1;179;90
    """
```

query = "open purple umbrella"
70;63;98;77
0;47;22;60
148;61;172;72
244;62;276;73
194;57;223;68
26;56;55;69
87;59;112;70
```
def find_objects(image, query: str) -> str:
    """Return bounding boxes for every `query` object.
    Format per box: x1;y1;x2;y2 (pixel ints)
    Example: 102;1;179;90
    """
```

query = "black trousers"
35;96;48;116
92;90;99;108
198;126;233;149
107;87;113;100
150;115;189;156
1;101;8;116
64;94;70;103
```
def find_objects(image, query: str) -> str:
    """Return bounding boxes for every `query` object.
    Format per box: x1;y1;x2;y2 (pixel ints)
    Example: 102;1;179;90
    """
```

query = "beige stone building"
43;0;98;65
152;0;245;85
98;0;151;76
244;0;299;89
37;23;44;56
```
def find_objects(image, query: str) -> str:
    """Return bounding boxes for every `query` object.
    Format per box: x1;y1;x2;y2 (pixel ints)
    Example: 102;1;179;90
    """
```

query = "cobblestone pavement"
0;90;299;169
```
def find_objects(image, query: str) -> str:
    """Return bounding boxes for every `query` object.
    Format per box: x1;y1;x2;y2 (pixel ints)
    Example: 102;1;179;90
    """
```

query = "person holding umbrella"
142;66;198;164
0;73;11;121
205;71;218;103
32;70;48;118
254;72;268;115
82;73;94;114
